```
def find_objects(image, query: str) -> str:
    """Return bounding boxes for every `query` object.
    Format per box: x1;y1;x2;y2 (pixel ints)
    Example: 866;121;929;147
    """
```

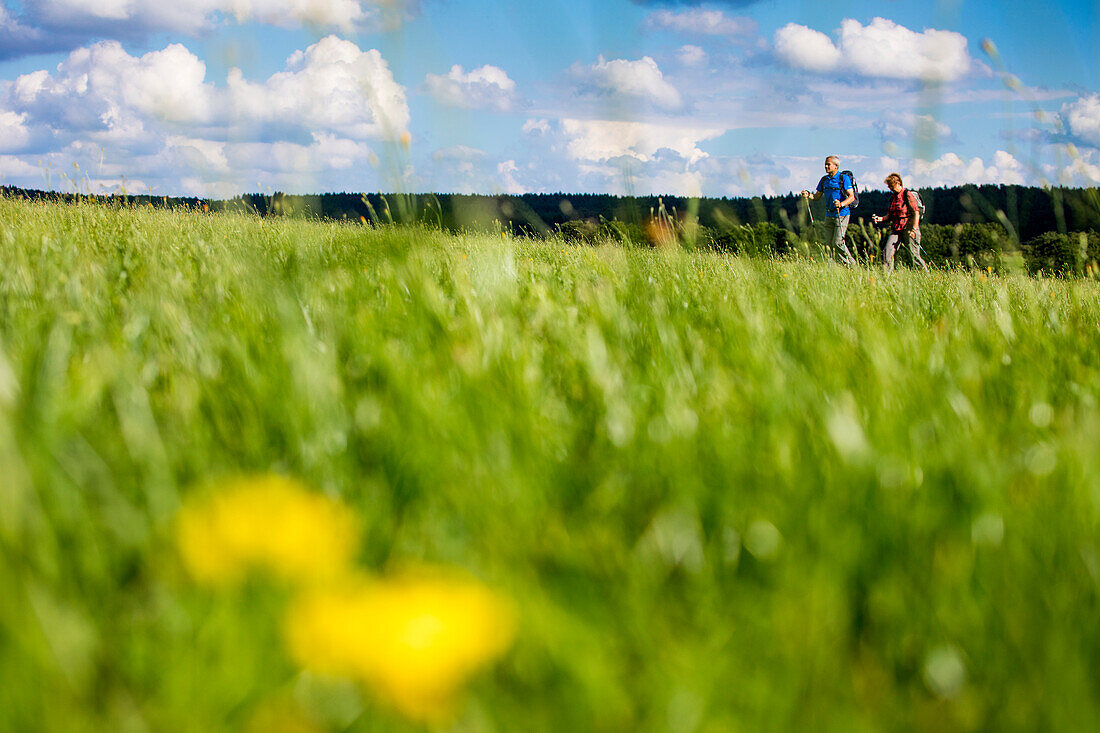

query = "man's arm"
835;187;855;210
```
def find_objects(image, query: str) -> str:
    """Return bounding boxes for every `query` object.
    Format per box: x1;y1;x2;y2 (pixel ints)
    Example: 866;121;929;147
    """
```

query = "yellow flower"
285;572;516;724
176;475;359;587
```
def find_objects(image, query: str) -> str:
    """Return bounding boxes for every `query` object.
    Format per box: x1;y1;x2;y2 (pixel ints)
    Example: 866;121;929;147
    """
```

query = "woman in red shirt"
871;173;928;272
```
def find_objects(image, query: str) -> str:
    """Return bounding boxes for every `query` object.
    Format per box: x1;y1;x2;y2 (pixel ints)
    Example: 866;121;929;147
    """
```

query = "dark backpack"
818;171;859;209
840;170;859;208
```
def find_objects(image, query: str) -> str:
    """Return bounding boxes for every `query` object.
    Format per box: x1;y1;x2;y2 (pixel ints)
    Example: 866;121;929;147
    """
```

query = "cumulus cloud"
228;36;409;139
1054;145;1100;185
557;118;723;164
774;24;841;72
0;36;407;195
495;160;527;194
6;41;216;156
573;56;683;111
6;36;408;143
644;9;757;37
911;150;1025;186
1060;94;1100;147
0;110;32;153
775;18;972;82
423;65;521;112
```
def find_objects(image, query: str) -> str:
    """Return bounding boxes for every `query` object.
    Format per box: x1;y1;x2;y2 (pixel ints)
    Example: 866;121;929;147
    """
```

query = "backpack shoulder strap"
903;189;918;214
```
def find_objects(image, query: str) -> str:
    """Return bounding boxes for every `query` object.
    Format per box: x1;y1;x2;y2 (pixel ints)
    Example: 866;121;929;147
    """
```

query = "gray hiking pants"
883;229;928;272
825;214;856;266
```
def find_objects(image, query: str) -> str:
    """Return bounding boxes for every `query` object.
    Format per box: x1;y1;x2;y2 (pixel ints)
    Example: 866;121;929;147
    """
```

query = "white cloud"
0;37;406;195
7;36;408;141
676;45;707;67
644;9;757;37
0;155;44;181
423;64;520;112
142;132;376;195
224;133;374;174
7;40;216;154
1061;94;1100;147
774;24;842;72
574;56;683;111
1054;146;1100;185
68;42;214;124
558;118;723;164
0;110;32;153
211;0;377;30
165;135;231;174
775;18;972;82
874;111;952;143
911;150;1025;186
496;160;527;194
227;36;409;139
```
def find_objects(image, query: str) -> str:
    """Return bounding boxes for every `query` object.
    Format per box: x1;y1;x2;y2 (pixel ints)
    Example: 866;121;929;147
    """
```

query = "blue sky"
1;0;1099;198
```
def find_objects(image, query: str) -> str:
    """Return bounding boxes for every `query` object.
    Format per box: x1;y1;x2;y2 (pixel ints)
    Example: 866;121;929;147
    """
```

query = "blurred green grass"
0;195;1098;732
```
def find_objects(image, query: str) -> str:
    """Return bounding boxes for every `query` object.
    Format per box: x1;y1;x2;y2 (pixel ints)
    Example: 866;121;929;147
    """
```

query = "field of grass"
1;194;1098;732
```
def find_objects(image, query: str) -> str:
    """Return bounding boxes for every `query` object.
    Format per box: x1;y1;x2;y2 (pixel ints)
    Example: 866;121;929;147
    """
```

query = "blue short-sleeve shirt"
817;173;852;217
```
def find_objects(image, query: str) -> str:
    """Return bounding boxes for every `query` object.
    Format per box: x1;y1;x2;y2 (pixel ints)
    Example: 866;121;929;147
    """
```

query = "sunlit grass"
1;195;1098;731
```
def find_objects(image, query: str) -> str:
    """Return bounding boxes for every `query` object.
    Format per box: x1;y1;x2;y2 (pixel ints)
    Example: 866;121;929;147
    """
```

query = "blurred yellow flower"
285;572;516;724
176;475;359;587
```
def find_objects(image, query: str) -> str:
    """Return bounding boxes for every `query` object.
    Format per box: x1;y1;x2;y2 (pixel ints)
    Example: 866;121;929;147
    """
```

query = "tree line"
4;183;1100;275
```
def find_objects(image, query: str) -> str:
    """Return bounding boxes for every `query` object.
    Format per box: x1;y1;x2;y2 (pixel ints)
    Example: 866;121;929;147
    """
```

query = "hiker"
871;173;928;272
801;155;857;266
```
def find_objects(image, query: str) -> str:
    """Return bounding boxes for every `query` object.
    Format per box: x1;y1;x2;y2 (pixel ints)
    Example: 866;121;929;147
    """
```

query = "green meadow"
1;194;1098;731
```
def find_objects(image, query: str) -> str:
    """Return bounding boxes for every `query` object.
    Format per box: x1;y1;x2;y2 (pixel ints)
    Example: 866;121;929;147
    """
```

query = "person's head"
824;156;839;175
884;173;904;192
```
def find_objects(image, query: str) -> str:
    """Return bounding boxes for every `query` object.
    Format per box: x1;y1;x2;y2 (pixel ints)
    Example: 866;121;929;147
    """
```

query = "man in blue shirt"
801;155;857;266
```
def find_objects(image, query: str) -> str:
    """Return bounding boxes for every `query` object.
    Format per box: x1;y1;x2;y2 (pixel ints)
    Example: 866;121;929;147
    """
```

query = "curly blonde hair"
884;172;904;188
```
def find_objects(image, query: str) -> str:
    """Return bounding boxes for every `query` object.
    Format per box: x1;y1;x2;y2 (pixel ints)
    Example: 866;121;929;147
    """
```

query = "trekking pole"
802;193;814;224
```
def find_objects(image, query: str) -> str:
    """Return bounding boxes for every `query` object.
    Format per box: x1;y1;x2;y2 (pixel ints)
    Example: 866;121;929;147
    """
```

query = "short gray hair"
825;155;839;165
